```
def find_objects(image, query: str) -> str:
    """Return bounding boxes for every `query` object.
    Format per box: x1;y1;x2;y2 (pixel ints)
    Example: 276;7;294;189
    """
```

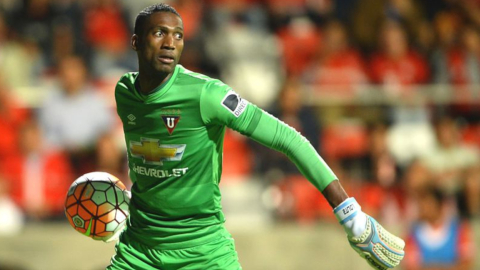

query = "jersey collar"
134;65;180;101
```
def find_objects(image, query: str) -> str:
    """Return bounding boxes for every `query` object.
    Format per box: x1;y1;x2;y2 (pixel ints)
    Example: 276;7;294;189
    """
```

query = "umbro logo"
127;114;136;125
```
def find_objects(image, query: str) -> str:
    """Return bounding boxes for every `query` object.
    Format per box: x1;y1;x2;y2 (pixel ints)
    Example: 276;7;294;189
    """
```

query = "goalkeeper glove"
334;198;405;269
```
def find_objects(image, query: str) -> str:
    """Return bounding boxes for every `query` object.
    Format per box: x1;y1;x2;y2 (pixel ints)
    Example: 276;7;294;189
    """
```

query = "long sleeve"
248;109;337;191
199;79;337;191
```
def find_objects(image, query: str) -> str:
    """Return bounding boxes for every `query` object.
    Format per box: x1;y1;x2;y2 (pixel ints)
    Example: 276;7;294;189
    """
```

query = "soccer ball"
64;172;130;241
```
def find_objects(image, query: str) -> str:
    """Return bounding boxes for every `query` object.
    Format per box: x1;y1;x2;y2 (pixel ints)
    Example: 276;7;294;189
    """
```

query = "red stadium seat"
321;122;368;160
221;129;253;180
461;124;480;148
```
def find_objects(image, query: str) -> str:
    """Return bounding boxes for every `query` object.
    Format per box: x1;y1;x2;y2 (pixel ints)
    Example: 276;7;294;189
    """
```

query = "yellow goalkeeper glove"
334;198;405;269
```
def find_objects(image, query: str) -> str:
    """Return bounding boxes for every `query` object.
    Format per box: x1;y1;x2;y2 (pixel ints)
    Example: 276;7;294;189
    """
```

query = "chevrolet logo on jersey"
129;138;186;165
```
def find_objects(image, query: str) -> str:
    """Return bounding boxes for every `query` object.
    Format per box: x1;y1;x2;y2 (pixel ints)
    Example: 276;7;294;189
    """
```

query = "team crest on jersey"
162;116;180;135
221;90;248;117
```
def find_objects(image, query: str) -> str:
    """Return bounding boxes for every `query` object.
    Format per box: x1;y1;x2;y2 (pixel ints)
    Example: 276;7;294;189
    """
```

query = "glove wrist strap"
333;197;361;225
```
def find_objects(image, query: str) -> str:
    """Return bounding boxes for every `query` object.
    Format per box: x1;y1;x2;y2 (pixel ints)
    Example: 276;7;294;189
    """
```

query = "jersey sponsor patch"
221;91;248;117
132;166;188;178
161;115;180;135
129;138;186;165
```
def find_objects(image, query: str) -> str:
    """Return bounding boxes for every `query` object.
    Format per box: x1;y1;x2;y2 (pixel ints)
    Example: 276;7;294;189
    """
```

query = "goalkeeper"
108;3;405;270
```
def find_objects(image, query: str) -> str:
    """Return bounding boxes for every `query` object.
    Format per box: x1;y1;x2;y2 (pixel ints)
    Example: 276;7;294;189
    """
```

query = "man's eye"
175;33;183;39
155;31;163;36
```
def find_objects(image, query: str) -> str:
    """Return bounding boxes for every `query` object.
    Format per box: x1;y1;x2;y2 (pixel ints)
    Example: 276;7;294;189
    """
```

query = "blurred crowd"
0;0;480;268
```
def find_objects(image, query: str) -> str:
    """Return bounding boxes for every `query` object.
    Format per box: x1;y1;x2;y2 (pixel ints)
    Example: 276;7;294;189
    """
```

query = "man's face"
135;12;184;75
59;57;87;95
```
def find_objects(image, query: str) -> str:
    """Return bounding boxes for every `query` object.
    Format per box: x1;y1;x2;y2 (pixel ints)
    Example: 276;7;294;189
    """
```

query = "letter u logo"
166;117;175;128
161;115;180;135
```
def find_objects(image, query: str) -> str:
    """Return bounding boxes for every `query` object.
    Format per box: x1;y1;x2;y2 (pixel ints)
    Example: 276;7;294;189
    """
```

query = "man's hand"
334;198;405;269
348;215;405;269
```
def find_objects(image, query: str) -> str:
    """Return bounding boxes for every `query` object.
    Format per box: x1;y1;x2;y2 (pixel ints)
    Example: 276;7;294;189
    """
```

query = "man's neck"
137;69;173;95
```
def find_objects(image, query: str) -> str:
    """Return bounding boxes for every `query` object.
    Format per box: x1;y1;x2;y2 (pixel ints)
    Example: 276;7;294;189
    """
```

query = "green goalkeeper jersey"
115;65;337;249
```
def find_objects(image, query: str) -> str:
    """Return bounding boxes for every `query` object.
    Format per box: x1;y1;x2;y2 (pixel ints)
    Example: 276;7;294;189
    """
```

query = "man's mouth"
158;56;175;64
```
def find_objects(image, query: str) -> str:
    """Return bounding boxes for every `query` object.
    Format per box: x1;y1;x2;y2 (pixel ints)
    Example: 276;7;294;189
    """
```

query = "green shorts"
106;230;242;270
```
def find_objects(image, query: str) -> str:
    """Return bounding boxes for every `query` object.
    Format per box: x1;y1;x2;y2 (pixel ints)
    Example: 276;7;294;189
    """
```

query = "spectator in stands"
421;115;479;195
84;0;130;53
83;0;136;76
305;0;336;26
433;23;480;86
458;25;480;82
204;5;282;108
351;0;425;53
276;16;322;77
366;124;398;185
49;0;86;67
403;159;433;224
0;13;45;89
94;132;130;189
456;25;480;121
0;120;73;220
172;0;204;41
0;75;29;162
404;186;475;270
264;0;305;31
458;0;480;29
304;20;368;94
369;20;429;92
457;165;480;219
430;11;462;85
8;0;55;60
50;22;79;70
414;20;436;57
432;20;480;122
352;123;403;226
172;0;209;73
38;55;115;174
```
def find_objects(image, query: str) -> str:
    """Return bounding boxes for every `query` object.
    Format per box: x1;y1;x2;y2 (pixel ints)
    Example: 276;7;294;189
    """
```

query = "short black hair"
134;4;181;37
420;186;446;206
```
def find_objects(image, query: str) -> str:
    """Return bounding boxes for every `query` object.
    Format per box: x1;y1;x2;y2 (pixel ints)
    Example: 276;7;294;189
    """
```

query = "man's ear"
131;34;139;51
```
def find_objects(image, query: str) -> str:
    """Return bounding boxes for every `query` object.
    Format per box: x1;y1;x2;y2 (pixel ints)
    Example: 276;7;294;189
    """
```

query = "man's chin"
154;64;176;75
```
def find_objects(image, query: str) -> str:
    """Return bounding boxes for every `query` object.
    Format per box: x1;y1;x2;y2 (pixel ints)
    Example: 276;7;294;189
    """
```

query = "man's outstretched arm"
200;84;405;268
321;178;349;208
240;109;405;269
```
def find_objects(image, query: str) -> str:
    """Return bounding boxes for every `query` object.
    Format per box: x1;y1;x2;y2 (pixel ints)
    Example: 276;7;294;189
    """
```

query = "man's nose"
162;34;174;49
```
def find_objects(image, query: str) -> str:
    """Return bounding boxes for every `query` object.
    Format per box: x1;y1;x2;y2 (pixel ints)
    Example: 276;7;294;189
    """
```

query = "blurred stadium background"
1;0;480;269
